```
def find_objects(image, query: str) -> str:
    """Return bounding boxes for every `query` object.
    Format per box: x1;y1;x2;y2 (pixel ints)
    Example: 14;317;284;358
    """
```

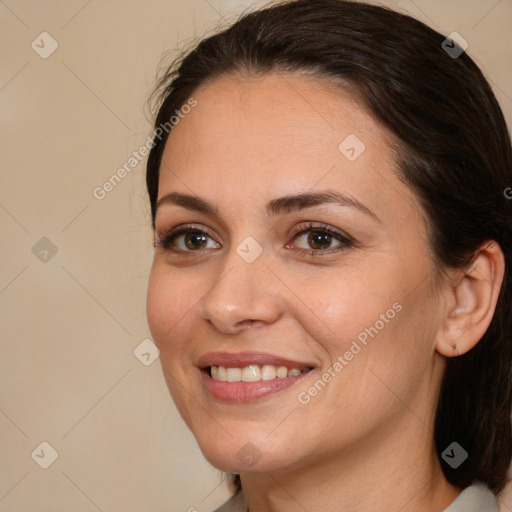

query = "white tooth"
242;365;261;382
261;365;277;380
277;366;288;378
211;366;218;379
226;367;242;382
288;368;301;377
217;366;227;381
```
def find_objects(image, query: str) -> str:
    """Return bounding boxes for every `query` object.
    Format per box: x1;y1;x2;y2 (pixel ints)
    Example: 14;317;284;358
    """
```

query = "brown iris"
307;230;332;250
184;232;208;250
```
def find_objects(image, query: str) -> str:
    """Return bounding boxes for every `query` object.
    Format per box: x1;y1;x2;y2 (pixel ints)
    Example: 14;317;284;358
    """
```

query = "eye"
155;224;220;252
155;222;354;257
289;222;354;256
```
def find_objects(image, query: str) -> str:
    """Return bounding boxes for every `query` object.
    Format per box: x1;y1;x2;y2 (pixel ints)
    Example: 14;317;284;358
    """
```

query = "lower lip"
200;368;313;403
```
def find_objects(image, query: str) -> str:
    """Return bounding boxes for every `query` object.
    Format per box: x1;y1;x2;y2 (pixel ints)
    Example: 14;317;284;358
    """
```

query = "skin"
146;72;504;511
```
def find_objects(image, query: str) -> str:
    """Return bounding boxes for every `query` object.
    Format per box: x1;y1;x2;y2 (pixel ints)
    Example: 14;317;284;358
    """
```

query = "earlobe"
436;240;505;358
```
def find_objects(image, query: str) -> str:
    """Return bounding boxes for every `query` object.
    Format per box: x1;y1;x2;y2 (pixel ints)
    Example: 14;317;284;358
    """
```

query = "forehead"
164;72;379;162
158;72;420;223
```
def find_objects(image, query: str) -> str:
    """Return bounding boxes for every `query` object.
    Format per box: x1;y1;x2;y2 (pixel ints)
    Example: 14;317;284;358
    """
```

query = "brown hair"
146;0;512;493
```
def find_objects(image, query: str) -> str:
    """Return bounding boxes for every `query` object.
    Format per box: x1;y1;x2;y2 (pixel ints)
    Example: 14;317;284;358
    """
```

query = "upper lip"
197;351;316;370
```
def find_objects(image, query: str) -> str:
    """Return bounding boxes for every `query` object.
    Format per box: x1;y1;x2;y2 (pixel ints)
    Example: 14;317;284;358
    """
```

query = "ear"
436;240;505;357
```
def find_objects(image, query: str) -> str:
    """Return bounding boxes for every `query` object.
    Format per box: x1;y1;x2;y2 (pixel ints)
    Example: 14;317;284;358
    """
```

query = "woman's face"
146;72;448;475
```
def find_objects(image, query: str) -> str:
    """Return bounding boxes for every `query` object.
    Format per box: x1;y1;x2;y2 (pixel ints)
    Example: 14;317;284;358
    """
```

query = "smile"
197;352;316;402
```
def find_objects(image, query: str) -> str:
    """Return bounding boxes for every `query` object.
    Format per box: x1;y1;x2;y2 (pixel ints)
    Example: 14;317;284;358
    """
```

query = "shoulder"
443;482;500;512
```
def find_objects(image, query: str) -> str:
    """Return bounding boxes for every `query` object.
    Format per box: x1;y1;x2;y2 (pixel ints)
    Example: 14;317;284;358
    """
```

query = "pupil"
308;230;331;249
186;233;207;249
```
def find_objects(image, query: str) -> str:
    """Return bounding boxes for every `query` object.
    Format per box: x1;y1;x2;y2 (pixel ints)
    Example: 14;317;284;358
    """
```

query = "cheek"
146;263;195;355
301;269;400;356
146;264;201;425
296;265;434;410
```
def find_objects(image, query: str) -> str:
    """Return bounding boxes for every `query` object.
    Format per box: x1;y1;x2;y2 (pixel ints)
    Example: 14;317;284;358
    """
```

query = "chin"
194;430;287;474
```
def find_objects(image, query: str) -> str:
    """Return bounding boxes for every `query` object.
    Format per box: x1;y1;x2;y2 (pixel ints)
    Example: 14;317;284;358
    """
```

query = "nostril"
237;319;258;328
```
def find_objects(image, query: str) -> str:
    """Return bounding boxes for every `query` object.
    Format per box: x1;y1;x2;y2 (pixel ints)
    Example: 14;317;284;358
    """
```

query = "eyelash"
154;222;354;257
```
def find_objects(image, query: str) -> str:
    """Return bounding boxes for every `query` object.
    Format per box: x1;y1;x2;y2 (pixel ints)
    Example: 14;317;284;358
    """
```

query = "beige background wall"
1;1;511;511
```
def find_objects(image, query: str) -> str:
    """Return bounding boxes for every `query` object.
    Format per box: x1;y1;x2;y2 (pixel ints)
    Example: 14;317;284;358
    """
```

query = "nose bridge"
200;236;283;331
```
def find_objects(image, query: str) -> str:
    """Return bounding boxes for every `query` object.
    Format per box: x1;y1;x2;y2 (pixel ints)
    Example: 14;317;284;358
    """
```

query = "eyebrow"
156;190;381;223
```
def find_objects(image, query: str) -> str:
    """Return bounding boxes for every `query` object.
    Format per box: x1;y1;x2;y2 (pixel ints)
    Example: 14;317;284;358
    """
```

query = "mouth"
197;352;317;403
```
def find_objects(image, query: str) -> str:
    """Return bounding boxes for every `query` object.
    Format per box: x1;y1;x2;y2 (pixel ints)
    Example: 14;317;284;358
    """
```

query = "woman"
145;0;512;510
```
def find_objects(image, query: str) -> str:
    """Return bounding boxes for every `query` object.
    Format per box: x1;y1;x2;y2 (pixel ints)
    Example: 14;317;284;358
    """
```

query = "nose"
199;244;285;334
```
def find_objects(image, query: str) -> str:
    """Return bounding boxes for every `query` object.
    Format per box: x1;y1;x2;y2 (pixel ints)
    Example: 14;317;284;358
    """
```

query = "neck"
239;410;462;512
